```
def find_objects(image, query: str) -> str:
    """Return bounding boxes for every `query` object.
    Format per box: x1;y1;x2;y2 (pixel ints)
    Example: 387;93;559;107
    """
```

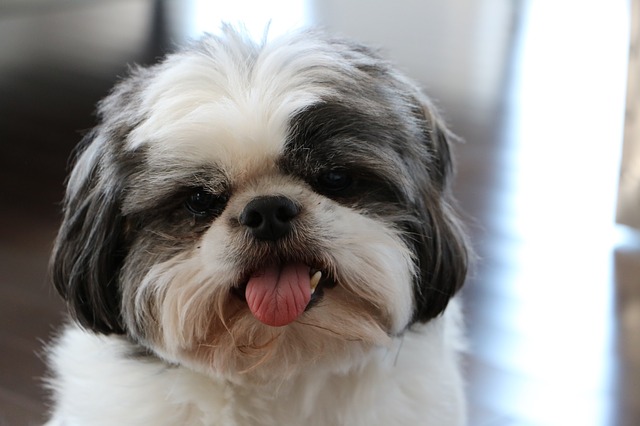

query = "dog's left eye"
317;169;354;194
185;188;227;218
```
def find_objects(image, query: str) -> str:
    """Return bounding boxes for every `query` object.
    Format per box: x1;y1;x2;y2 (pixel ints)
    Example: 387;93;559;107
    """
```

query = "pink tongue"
245;263;311;327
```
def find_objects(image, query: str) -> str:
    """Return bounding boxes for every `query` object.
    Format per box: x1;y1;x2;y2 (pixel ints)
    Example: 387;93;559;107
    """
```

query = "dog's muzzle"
233;195;337;327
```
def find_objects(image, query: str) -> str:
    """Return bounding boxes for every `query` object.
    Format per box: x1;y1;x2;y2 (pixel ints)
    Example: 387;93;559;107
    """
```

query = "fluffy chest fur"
46;300;465;426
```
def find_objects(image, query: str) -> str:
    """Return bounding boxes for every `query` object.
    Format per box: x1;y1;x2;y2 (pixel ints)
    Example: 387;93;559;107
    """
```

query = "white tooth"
310;271;322;294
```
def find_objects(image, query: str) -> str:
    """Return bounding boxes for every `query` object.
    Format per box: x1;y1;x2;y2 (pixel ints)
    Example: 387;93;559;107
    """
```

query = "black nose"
239;196;300;241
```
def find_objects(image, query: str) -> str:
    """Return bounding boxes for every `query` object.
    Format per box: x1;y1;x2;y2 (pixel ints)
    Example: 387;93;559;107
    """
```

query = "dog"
44;27;469;425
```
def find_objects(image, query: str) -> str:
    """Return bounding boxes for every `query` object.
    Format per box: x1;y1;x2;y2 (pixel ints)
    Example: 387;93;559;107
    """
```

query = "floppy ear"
409;99;469;324
50;130;127;334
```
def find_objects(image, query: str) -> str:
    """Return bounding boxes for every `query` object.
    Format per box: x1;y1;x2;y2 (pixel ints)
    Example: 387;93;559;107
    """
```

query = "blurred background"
1;0;638;424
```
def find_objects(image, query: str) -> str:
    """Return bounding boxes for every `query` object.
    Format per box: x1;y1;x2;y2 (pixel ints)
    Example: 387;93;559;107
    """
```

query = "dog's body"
47;303;464;426
45;27;469;425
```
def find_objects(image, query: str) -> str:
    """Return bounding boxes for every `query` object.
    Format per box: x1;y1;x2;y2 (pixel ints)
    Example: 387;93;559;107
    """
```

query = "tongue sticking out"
245;263;311;327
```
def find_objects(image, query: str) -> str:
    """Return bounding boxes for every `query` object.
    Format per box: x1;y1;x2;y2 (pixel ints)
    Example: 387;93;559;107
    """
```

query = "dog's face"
51;29;467;379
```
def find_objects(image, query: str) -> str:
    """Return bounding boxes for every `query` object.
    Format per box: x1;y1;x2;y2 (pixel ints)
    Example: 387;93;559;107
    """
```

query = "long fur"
45;27;469;425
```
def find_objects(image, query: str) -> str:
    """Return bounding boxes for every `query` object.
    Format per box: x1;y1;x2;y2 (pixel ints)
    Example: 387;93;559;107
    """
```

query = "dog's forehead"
125;34;362;177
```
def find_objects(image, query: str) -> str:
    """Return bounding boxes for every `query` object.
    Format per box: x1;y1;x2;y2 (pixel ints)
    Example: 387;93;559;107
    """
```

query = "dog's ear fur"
409;98;469;324
50;130;128;334
50;67;149;334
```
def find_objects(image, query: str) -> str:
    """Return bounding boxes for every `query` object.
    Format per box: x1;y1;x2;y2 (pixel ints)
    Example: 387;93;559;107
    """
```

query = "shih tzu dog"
45;27;469;426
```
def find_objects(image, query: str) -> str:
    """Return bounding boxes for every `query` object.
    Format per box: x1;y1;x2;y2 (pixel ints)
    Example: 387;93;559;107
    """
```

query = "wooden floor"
1;2;638;425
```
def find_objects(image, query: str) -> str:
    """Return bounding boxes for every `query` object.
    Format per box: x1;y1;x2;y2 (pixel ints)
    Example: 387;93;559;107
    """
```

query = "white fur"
46;299;465;426
127;32;343;175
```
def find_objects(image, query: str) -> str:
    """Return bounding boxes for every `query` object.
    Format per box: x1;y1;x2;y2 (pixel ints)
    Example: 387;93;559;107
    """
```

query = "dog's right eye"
317;169;354;195
185;188;227;218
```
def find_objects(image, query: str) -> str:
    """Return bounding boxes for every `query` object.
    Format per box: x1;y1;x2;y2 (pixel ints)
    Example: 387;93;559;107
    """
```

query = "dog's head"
51;28;468;378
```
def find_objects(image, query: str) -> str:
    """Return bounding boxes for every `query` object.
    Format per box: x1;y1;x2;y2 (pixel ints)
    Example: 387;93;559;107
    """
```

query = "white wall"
307;0;516;111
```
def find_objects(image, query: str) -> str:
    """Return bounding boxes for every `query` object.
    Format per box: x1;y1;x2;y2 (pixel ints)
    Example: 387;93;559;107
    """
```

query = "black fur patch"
284;96;468;324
